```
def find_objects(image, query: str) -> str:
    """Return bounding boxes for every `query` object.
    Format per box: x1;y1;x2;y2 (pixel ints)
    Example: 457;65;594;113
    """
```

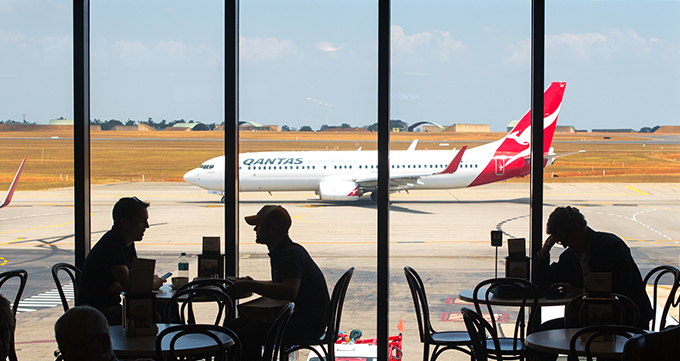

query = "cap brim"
244;215;260;225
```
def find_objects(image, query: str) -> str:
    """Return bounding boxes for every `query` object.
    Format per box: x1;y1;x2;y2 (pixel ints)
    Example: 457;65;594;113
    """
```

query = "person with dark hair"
533;206;653;361
230;205;330;361
77;197;166;325
0;295;14;361
536;206;653;324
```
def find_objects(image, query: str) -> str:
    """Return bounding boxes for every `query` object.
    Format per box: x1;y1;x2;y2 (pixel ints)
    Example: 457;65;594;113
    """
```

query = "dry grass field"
1;128;679;190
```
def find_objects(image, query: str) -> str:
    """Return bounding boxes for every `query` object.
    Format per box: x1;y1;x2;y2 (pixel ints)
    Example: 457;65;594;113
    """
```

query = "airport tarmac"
2;182;680;360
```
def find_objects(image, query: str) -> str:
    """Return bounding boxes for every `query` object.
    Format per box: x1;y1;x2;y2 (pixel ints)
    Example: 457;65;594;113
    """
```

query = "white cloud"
240;36;298;63
0;29;25;43
314;41;346;52
110;40;151;66
391;25;465;63
39;35;72;64
501;27;680;68
155;41;188;63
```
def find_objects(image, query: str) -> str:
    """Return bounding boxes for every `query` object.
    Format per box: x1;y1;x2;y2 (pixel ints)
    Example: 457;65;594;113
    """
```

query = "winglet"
438;146;467;174
1;158;27;209
406;139;418;151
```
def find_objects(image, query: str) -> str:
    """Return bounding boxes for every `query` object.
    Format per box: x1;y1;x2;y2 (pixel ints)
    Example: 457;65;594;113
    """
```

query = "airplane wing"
1;158;27;209
353;147;467;191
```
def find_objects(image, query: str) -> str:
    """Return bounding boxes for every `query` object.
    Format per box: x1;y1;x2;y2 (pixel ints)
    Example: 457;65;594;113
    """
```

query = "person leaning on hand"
534;206;653;328
76;197;166;325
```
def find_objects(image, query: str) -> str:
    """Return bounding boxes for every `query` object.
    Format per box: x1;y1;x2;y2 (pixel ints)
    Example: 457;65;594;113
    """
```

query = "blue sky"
1;0;679;131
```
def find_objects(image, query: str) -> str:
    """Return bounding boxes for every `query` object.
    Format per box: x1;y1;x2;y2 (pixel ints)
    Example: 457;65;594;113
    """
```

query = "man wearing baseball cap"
231;205;330;360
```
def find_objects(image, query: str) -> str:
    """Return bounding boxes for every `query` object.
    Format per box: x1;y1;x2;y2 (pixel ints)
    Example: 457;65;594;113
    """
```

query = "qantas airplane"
184;82;578;202
1;158;27;209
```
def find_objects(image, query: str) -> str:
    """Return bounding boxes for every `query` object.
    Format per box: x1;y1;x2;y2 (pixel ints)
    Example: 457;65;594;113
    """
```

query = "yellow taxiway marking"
625;186;648;195
1;238;24;246
0;258;6;266
0;221;75;235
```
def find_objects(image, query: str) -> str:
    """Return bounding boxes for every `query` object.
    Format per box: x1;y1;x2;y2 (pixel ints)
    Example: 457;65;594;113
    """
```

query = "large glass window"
89;1;225;276
0;1;75;358
390;1;531;358
239;0;378;355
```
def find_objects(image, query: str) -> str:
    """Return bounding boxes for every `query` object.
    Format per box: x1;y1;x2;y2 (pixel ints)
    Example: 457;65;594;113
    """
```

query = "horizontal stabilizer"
545;150;585;159
1;158;27;209
438;146;467;175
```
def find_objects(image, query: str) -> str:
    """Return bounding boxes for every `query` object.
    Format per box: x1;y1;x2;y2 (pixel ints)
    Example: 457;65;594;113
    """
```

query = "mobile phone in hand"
160;272;172;280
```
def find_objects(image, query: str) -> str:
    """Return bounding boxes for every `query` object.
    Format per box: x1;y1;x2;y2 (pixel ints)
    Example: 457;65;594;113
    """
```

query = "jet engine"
318;179;361;201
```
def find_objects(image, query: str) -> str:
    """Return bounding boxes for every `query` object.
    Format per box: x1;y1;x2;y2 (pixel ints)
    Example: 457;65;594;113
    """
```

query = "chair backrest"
643;265;680;331
262;302;294;361
570;325;645;361
176;278;236;300
472;277;539;349
623;324;680;361
165;287;235;326
51;263;81;312
565;293;639;328
404;266;434;342
323;267;354;359
0;269;27;361
155;323;241;361
460;307;503;361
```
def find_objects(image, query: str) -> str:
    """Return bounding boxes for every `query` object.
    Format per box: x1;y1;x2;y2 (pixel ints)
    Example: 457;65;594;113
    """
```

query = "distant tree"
299;125;313;131
125;120;136;126
364;119;408;132
281;125;291;131
101;119;123;130
320;124;329;131
340;123;351;129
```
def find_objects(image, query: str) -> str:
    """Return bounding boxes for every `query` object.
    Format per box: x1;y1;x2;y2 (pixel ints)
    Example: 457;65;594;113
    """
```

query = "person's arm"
110;265;130;294
152;275;166;290
234;277;301;301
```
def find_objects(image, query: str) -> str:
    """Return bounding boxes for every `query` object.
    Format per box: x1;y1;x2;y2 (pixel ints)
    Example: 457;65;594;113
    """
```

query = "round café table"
458;287;573;306
525;327;629;358
110;323;234;359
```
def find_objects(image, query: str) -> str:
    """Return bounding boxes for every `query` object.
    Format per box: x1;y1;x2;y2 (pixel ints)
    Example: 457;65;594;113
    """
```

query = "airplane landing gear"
370;192;378;202
221;196;225;203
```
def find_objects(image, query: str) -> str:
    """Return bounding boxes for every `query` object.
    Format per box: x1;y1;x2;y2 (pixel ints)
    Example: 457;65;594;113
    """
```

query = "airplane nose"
183;169;198;184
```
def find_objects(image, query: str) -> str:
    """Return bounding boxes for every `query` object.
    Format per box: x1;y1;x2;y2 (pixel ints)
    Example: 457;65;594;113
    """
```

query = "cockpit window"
200;164;214;170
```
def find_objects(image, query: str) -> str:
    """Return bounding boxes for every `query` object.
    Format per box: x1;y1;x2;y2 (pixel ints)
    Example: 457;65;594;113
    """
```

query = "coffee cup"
171;276;189;289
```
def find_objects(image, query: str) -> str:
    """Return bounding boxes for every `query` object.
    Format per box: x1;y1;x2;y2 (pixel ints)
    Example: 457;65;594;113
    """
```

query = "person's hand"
152;274;166;290
233;276;255;298
108;281;123;295
551;282;583;296
537;235;557;258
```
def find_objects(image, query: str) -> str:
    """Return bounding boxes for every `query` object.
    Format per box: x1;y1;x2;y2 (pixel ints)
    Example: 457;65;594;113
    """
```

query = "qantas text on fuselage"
183;82;579;202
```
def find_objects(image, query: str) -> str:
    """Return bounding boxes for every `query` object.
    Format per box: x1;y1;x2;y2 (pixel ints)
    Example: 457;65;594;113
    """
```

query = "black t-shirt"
269;237;330;331
76;227;137;310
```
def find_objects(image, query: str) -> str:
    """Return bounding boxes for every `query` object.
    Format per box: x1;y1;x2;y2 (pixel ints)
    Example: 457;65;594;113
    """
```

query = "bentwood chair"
284;267;354;361
404;266;472;361
623;324;680;361
565;293;639;328
642;265;680;331
51;263;81;312
0;269;27;361
461;307;506;361
262;302;295;361
472;278;539;361
176;278;236;300
165;287;235;327
155;324;241;361
570;325;645;361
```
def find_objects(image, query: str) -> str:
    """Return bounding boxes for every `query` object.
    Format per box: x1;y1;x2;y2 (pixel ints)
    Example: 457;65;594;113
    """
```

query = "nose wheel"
221;196;225;203
370;191;378;202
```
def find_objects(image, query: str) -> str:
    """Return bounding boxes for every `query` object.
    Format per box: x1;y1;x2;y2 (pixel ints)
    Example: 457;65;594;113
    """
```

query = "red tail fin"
1;158;27;209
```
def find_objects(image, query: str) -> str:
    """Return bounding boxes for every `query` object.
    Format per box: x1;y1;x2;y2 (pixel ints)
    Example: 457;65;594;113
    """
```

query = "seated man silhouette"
623;324;680;361
77;197;166;325
55;306;120;361
230;205;330;361
534;206;653;361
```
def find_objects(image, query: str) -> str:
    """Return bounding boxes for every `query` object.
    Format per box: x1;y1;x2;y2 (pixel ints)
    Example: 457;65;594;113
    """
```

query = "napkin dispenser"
198;236;224;278
123;258;158;337
505;238;530;280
